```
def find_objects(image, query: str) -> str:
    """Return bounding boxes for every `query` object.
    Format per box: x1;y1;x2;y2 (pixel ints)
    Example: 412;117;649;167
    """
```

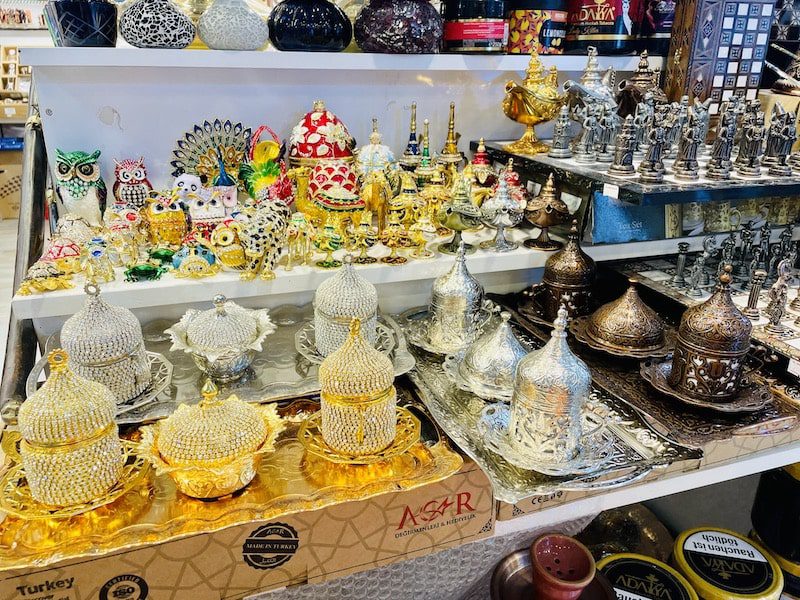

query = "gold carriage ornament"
298;319;420;464
502;49;567;155
0;349;148;519
138;379;285;499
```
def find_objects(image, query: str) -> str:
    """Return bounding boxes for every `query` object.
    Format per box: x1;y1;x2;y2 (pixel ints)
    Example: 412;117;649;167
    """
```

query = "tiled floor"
0;219;18;362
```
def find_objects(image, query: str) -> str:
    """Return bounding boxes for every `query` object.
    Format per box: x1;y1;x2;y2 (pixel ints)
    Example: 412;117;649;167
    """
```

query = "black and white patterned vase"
119;0;196;49
198;0;270;50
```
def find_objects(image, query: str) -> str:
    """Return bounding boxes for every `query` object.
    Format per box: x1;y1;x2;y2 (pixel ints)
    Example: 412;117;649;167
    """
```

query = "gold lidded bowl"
138;379;285;499
313;254;378;357
60;282;151;405
667;266;752;403
166;294;276;382
540;220;596;322
444;311;527;401
315;318;398;457
585;280;665;352
17;349;125;507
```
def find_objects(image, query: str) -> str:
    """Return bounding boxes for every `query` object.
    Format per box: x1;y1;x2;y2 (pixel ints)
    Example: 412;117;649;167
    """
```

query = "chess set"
616;221;800;363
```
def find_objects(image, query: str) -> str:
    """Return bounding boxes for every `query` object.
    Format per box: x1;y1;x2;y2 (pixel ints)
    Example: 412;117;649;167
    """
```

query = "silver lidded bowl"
445;311;527;401
166;294;276;382
313;255;379;357
427;241;485;354
61;282;151;405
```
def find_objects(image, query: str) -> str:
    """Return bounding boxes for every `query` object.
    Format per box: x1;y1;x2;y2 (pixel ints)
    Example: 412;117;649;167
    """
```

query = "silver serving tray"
408;326;699;503
31;303;415;425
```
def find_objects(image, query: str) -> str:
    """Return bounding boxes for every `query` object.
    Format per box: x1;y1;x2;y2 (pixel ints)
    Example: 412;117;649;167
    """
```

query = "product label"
566;0;635;40
443;20;509;50
507;9;567;54
634;0;675;36
682;531;774;595
601;557;694;600
242;522;300;570
99;575;148;600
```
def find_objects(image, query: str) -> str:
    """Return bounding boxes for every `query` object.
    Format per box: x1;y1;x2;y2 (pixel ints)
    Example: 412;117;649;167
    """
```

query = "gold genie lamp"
138;379;284;499
503;49;567;155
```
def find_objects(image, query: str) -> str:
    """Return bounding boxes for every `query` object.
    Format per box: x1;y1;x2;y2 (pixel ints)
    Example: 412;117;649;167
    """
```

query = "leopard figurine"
238;200;291;281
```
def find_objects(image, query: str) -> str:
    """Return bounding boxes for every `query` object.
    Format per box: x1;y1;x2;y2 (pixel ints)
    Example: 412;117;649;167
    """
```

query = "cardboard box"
0;462;495;600
0;148;22;219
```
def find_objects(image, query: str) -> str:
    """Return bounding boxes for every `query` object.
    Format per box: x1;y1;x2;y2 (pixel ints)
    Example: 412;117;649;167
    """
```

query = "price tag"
788;358;800;379
602;183;619;199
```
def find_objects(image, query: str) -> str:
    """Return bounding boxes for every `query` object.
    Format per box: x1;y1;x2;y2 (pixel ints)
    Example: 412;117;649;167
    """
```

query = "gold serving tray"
0;394;461;572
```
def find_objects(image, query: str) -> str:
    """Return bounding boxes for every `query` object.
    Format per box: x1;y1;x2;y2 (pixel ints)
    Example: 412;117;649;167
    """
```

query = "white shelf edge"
494;441;800;536
19;47;664;72
11;230;735;321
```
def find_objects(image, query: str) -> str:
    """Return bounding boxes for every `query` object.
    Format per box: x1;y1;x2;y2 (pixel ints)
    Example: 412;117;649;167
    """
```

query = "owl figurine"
112;157;153;210
145;193;188;248
54;149;107;227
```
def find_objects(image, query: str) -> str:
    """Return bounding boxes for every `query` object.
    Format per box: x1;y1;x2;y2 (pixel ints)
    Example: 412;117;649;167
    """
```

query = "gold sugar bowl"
138;380;285;499
299;318;420;464
571;280;676;358
1;349;148;519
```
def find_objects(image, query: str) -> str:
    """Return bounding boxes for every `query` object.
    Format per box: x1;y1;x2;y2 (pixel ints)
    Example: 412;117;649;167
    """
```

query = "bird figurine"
238;126;286;204
112;157;153;211
144;192;188;248
54;149;107;227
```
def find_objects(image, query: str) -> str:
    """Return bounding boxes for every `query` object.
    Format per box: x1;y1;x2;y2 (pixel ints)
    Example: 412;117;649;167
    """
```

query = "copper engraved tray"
408;321;698;504
30;303;416;425
501;294;800;448
0;390;461;572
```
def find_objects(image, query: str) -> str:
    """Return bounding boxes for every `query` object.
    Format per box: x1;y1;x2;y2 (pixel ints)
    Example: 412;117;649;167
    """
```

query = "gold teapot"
503;50;567;155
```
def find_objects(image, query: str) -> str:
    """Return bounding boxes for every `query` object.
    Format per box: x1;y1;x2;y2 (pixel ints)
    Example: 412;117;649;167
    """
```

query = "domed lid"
61;283;144;363
515;306;591;401
315;256;378;321
587;281;665;350
543;221;596;287
289;100;355;162
462;312;527;386
42;237;81;263
319;319;394;400
678;267;751;353
167;295;276;361
19;349;117;446
431;242;484;312
157;379;268;466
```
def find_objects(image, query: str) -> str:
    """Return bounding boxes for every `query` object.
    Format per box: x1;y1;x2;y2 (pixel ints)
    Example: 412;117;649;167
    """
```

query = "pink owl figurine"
113;157;153;210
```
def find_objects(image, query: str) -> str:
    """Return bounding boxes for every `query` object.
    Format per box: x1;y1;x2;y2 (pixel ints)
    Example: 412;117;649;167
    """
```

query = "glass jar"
506;0;567;54
565;0;637;54
268;0;353;52
443;0;508;52
44;0;118;47
355;0;443;53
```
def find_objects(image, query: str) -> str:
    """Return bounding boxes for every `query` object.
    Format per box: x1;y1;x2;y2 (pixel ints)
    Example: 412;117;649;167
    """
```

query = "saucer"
402;304;494;356
640;358;772;414
491;549;616;600
478;403;615;476
442;352;514;402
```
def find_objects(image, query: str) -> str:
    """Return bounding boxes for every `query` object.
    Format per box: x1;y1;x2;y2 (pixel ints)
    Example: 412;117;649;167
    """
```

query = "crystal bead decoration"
18;349;124;507
667;266;752;402
166;295;276;382
60;283;151;405
509;306;591;465
427;242;485;353
140;379;284;498
318;319;397;456
313;255;379;357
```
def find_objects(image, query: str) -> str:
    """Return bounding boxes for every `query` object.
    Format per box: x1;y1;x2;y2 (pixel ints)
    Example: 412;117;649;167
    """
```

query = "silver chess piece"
673;115;702;181
762;103;786;167
693;97;712;156
735;221;754;279
700;236;716;286
764;260;792;334
790;277;800;313
743;269;767;320
767;109;796;177
638;123;666;183
633;92;655;157
718;233;736;273
595;105;618;163
706;104;737;180
734;104;765;178
671;241;690;287
608;115;637;175
548;105;573;159
686;260;703;297
573;104;599;164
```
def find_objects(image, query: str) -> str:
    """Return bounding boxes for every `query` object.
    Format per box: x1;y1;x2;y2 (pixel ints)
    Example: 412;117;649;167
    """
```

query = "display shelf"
20;47;664;72
11;228;741;321
475;141;800;207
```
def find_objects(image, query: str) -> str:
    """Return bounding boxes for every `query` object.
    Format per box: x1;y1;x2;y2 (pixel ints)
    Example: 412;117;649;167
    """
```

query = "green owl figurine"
55;149;107;227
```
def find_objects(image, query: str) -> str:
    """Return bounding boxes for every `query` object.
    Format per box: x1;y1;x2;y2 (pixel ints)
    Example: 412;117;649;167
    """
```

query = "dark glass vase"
355;0;443;54
268;0;353;52
44;0;118;47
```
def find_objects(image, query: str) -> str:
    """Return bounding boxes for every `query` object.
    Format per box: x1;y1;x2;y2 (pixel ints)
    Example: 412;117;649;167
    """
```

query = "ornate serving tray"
29;303;415;425
501;293;800;448
408;325;698;504
0;389;461;571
